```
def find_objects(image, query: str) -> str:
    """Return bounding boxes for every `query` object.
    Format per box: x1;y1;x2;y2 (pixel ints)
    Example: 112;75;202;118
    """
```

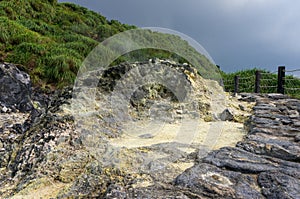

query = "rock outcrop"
0;63;32;113
0;62;299;198
175;93;300;199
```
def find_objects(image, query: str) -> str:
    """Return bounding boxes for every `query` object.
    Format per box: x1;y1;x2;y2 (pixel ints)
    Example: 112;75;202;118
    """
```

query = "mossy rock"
204;115;214;122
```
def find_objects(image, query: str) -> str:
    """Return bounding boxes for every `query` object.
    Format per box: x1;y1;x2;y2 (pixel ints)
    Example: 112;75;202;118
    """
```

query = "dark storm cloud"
59;0;300;72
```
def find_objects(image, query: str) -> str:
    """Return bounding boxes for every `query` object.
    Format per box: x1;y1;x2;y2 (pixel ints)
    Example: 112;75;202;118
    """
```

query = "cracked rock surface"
0;62;299;198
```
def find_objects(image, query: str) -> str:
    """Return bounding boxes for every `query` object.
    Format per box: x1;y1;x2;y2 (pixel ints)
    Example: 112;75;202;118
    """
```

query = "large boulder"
0;63;33;112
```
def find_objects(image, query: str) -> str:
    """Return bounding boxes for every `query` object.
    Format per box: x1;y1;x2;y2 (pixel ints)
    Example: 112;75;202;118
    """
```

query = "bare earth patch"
111;120;246;151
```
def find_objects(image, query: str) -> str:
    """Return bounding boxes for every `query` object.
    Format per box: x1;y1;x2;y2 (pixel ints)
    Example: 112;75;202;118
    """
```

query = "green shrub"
43;54;81;86
46;44;83;60
6;43;45;70
63;41;94;57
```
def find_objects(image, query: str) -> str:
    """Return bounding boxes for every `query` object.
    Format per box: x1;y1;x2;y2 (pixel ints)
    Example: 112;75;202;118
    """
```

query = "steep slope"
0;0;135;87
0;0;220;89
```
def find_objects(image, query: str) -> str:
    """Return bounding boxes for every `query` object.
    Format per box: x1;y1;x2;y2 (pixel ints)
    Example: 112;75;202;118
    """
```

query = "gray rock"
293;121;300;127
139;133;154;139
258;171;300;199
127;184;190;199
0;63;33;112
175;163;263;198
267;93;289;100
203;147;300;175
220;108;234;121
295;135;300;142
239;104;245;111
104;184;127;199
237;135;300;162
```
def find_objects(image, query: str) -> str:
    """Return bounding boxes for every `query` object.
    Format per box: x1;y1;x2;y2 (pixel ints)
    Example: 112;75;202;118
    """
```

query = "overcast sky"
59;0;300;74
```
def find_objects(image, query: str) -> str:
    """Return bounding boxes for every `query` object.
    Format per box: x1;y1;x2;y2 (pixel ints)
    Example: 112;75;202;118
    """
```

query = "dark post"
277;66;285;94
255;70;261;93
234;75;239;94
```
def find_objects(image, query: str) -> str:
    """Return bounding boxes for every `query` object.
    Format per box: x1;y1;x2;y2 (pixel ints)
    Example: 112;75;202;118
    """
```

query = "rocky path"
58;92;300;198
96;93;300;198
174;93;300;199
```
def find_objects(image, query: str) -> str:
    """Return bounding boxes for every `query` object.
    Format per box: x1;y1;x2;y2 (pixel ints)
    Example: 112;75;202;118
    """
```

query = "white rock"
176;109;183;114
2;106;8;113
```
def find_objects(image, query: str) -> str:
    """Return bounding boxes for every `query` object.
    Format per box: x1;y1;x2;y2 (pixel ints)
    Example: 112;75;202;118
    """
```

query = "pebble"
2;106;8;113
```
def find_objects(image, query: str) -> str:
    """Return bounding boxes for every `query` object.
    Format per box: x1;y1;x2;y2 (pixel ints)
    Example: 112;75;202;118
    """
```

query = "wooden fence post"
234;75;239;94
277;66;285;94
255;70;261;93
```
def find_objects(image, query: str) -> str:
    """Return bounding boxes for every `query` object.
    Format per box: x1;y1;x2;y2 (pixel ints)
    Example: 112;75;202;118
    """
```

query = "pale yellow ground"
110;119;246;151
11;178;71;199
10;119;246;199
108;119;247;188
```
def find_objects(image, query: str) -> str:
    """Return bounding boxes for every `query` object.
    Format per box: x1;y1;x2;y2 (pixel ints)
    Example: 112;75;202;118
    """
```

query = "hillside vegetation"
0;0;134;87
0;0;219;88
